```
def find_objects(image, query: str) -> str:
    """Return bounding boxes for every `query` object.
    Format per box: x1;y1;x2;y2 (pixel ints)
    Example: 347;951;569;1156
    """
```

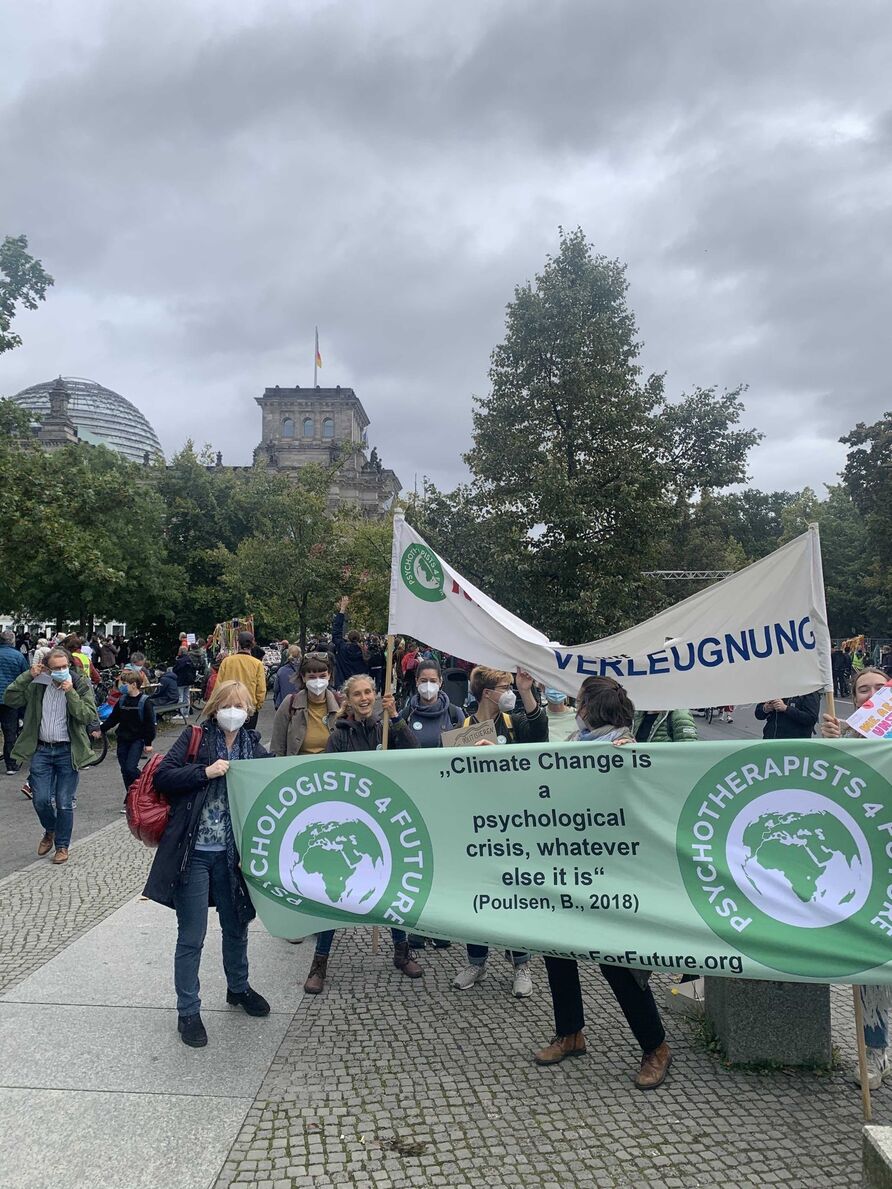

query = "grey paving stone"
0;1086;250;1189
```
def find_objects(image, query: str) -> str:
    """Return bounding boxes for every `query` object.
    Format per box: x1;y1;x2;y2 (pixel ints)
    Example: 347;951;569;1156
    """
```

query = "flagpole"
823;688;873;1122
314;325;318;388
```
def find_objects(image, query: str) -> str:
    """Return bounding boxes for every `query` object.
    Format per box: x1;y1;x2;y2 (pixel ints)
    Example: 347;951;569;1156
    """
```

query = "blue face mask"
544;688;567;704
51;668;70;684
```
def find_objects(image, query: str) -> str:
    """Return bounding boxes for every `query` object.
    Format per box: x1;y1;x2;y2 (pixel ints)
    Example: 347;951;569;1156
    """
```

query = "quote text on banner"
227;738;892;984
387;517;833;711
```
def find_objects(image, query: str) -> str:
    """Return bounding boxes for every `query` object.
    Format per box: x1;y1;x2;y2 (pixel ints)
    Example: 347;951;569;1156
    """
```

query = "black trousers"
0;705;20;770
544;956;665;1054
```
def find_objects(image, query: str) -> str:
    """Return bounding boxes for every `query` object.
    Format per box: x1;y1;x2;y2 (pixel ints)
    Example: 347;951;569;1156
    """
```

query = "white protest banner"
848;683;892;739
388;516;832;711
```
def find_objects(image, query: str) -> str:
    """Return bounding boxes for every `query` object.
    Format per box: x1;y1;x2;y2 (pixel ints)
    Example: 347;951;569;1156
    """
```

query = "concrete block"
864;1126;892;1188
704;976;831;1066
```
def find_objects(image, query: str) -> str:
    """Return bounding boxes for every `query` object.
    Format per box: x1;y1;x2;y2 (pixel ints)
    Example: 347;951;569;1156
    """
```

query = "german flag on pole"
315;327;322;370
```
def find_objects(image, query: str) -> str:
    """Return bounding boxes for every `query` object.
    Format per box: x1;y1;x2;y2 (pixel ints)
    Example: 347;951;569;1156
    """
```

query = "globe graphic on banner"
279;802;392;914
726;790;871;929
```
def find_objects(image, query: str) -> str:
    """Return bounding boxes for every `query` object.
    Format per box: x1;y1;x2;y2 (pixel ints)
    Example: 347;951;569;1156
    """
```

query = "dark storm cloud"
1;0;891;494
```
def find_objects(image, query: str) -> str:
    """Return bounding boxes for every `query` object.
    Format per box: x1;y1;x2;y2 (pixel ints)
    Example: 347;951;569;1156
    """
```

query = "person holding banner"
452;665;547;999
307;674;423;987
145;679;271;1049
821;666;892;1091
536;676;672;1091
754;691;820;739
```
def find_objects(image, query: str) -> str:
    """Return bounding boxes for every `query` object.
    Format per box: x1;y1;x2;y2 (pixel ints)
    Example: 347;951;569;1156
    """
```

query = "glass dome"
10;377;163;464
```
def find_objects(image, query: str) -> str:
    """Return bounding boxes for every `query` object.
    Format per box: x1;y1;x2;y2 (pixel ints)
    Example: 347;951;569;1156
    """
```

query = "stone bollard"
704;977;832;1066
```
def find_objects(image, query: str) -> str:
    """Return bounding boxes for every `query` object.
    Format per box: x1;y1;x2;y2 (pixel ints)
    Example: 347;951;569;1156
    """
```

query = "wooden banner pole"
371;634;396;956
854;985;873;1122
825;687;872;1121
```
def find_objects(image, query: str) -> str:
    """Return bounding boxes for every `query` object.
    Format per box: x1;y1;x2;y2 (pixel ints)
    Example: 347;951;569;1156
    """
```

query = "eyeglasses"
304;652;330;663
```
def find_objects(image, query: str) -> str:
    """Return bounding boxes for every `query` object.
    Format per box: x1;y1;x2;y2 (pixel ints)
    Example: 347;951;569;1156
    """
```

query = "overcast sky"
2;0;890;496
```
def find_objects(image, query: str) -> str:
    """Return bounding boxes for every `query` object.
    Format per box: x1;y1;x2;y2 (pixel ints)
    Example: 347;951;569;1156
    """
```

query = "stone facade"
251;384;401;515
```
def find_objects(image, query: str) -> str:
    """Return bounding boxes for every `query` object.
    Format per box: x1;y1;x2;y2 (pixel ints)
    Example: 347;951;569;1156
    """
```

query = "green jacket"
3;670;99;769
633;709;698;743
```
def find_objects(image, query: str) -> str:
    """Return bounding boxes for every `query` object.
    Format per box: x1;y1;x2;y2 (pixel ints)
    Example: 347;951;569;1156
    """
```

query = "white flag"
388;516;832;711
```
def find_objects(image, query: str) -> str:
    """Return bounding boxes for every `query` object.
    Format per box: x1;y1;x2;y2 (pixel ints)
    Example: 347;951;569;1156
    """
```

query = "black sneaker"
177;1013;208;1047
226;986;270;1016
407;934;427;948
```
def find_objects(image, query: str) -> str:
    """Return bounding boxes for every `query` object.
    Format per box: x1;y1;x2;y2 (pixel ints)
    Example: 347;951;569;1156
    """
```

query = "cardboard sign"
847;682;892;739
441;719;498;748
186;633;197;645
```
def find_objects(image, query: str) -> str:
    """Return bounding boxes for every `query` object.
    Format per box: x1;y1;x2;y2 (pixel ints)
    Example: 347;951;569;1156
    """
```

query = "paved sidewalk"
0;699;887;1188
0;817;887;1188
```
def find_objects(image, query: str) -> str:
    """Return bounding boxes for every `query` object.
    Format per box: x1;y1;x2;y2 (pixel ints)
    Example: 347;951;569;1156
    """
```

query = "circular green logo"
400;543;446;602
240;757;433;927
677;743;892;977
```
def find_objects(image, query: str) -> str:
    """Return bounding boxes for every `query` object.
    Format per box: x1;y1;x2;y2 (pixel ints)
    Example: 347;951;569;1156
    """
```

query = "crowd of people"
2;612;891;1093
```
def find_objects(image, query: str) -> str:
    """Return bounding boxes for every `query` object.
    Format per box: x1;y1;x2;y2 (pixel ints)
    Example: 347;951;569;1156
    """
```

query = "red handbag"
126;726;202;847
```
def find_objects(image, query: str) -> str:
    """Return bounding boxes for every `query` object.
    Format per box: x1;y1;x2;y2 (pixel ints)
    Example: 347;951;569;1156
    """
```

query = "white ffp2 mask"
217;707;248;732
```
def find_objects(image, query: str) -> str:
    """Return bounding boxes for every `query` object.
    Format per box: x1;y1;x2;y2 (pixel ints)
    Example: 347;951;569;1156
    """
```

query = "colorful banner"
228;738;892;983
387;516;833;711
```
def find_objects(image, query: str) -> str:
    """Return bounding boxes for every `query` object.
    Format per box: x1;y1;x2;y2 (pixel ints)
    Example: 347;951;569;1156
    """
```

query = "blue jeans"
116;738;143;796
315;927;406;956
177;685;191;711
173;849;249;1017
467;944;529;967
30;743;79;849
863;985;888;1049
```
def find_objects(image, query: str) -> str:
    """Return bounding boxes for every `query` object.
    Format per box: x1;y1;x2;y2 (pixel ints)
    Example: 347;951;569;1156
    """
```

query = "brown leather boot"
303;954;328;994
393;940;422;978
635;1041;672;1090
37;832;54;857
52;848;69;865
534;1032;587;1065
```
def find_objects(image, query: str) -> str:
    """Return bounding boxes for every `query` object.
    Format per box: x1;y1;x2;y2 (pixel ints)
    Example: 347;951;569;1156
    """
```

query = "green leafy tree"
0;410;181;632
842;413;892;569
216;468;343;647
0;235;54;354
440;228;760;642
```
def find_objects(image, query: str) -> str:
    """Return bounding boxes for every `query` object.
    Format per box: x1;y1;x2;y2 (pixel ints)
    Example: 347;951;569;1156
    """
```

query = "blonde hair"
336;673;376;719
201;679;254;721
469;665;512;700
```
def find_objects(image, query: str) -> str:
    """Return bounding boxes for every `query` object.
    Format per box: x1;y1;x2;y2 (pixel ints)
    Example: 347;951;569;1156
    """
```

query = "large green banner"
227;739;892;983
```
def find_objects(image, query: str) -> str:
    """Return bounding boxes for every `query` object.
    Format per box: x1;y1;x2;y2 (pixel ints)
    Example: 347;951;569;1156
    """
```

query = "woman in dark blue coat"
144;678;269;1048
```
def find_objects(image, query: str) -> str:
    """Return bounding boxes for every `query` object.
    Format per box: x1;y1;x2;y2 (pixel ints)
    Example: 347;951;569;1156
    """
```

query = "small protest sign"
847;682;892;739
440;719;498;748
